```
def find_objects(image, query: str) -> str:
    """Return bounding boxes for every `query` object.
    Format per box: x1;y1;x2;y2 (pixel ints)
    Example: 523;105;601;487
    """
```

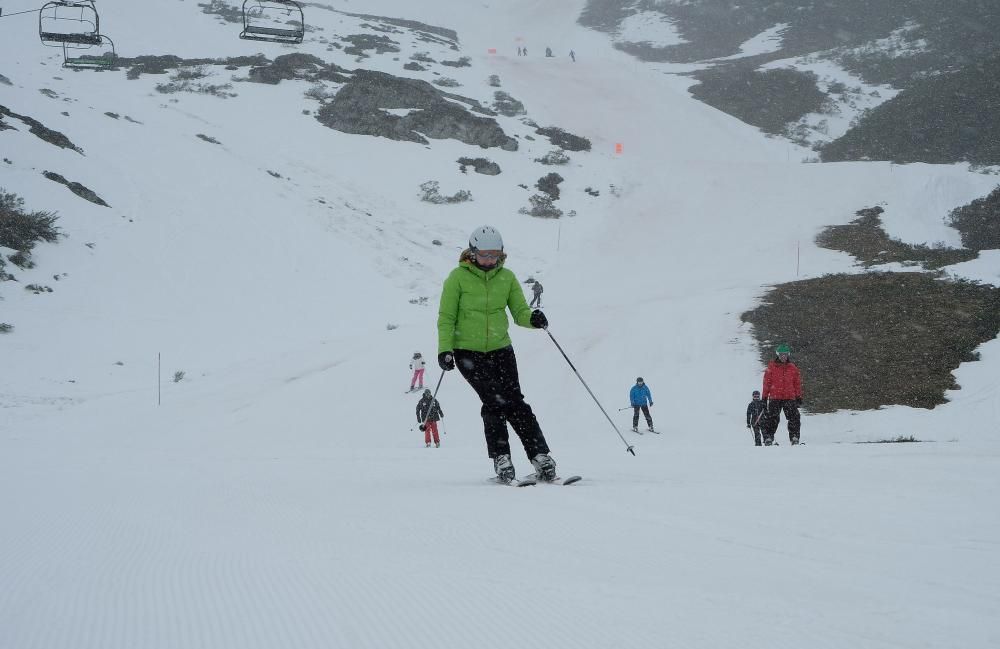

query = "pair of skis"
491;474;583;487
631;427;659;435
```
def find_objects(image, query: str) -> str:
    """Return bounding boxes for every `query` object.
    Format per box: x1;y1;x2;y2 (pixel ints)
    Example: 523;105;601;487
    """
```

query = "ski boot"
763;437;774;446
531;453;557;482
790;436;800;445
434;442;440;448
493;454;515;483
647;426;655;433
631;426;639;433
425;442;431;448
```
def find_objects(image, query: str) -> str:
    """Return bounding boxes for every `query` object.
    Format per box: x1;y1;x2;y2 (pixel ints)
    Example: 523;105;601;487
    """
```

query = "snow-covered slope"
2;1;998;647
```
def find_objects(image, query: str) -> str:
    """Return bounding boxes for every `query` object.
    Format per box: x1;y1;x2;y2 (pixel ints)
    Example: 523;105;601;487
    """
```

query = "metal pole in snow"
157;352;161;406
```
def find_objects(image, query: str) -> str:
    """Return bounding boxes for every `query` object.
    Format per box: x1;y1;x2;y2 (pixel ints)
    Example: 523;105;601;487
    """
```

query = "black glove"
796;397;803;406
747;424;751;429
438;352;455;371
530;309;548;329
418;424;426;431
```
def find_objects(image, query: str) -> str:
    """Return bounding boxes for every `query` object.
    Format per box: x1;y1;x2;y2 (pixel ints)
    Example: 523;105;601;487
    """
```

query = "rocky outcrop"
248;53;351;85
317;70;517;150
42;172;109;207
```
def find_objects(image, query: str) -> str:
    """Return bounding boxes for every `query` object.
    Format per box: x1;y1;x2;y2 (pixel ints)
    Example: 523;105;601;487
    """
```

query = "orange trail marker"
488;48;497;54
615;143;624;154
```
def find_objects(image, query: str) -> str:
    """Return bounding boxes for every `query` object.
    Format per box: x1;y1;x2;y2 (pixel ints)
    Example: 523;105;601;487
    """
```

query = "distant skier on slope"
529;280;543;308
409;352;425;392
761;344;803;445
746;390;766;446
436;225;557;483
416;389;444;448
569;49;576;62
629;377;654;433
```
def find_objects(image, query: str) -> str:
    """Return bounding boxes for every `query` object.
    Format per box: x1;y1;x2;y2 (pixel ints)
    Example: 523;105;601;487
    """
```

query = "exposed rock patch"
817;206;977;269
316;70;517;150
42;171;109;206
0;105;82;152
457;157;501;175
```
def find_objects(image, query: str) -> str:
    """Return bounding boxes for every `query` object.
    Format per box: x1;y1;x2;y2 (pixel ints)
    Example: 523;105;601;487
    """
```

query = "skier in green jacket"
437;225;555;483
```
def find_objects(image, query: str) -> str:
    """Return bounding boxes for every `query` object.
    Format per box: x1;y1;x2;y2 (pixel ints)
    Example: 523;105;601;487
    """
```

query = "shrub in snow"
9;251;33;269
488;74;501;87
171;66;210;81
457;157;501;175
535;149;569;165
519;194;562;219
433;77;461;88
536;172;564;200
419;181;472;204
0;323;12;333
173;371;186;383
493;91;525;117
0;189;60;254
304;83;337;101
441;56;471;68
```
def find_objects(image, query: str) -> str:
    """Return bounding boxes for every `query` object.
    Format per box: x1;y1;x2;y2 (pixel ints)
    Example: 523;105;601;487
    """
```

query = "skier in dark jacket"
746;390;767;446
761;343;803;445
437;225;555;483
529;280;543;308
629;377;654;433
416;389;444;448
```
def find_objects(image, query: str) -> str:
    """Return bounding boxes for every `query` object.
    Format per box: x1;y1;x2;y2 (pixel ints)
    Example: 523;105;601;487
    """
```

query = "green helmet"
775;343;791;356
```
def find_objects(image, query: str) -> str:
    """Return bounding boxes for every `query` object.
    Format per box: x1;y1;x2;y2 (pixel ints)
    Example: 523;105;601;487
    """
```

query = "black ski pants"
632;405;652;429
530;293;542;308
453;345;550;460
763;399;800;443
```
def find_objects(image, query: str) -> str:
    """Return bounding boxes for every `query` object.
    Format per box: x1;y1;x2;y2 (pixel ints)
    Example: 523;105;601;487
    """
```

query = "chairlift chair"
240;0;304;44
39;0;102;47
62;34;115;69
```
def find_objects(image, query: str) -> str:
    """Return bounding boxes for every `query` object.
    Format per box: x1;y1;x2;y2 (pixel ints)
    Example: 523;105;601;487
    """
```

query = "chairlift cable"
0;8;43;19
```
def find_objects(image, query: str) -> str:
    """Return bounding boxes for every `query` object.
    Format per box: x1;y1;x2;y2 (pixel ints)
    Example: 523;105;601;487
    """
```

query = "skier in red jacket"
761;343;803;445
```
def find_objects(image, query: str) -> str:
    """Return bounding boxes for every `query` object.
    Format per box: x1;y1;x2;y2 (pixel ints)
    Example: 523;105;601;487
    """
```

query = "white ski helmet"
469;225;503;251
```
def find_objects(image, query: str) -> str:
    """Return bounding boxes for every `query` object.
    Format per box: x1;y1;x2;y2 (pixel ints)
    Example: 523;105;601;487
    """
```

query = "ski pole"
543;328;635;456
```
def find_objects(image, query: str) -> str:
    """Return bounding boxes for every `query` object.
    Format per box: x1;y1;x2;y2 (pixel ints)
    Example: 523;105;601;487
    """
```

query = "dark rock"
342;34;401;57
458;157;501;175
316;70;517;150
535;126;590;151
42;171;109;206
0;105;81;152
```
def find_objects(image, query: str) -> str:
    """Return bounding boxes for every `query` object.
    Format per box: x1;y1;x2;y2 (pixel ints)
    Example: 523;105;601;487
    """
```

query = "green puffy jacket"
438;251;534;354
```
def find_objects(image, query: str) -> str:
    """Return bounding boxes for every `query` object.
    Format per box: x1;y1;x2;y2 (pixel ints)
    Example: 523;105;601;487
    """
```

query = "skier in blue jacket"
629;377;654;433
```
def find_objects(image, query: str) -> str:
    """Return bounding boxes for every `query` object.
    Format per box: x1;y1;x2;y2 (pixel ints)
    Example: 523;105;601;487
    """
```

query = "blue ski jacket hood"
630;383;652;407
